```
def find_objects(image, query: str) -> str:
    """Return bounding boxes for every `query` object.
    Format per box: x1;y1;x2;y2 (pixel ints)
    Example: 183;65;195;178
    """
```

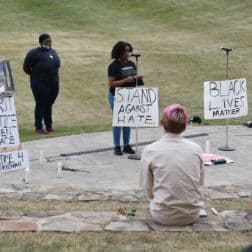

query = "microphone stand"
218;47;235;151
128;55;141;160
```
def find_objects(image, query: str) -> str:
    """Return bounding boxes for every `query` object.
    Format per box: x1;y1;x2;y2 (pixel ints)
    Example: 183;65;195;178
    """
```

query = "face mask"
42;44;51;50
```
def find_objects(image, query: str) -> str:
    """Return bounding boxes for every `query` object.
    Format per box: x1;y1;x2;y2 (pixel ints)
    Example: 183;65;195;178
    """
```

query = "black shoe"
114;146;123;155
123;145;135;154
244;121;252;128
35;129;47;135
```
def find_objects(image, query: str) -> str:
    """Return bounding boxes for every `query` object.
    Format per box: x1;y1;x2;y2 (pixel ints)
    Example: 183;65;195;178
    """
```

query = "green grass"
0;3;251;250
0;198;251;213
0;0;251;141
0;198;251;252
19;124;111;142
0;232;251;252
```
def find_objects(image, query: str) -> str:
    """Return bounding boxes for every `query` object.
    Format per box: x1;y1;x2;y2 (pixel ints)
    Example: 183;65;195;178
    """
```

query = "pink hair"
163;104;189;124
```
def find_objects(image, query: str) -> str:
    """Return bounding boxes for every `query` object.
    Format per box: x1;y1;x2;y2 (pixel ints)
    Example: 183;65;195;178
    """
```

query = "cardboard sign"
204;78;247;119
0;96;20;147
113;87;159;127
0;149;29;172
0;60;15;95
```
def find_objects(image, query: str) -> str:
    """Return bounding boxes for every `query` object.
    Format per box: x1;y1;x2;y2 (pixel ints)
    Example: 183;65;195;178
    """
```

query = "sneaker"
244;121;252;126
35;129;47;134
114;146;123;156
123;145;135;154
47;128;56;133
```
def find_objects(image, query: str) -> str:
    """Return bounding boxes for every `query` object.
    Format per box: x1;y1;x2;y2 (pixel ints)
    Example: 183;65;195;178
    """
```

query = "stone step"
0;210;251;233
0;184;251;201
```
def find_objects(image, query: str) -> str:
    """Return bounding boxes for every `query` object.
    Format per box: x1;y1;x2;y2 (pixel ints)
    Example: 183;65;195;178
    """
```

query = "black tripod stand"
218;47;235;151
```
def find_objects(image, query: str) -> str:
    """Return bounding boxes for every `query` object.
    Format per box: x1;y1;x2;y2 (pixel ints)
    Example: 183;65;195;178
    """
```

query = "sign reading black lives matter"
204;78;247;119
113;87;159;127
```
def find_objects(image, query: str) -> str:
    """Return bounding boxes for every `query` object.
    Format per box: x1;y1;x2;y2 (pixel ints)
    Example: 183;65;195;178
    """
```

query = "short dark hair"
111;41;133;59
39;33;51;43
161;104;189;134
161;115;187;134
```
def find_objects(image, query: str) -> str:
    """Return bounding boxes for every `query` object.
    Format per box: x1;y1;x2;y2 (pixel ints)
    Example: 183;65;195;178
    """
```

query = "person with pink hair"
140;104;204;226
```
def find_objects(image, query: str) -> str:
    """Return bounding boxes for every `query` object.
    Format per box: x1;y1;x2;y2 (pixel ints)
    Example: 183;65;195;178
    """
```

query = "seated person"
140;104;204;226
241;245;252;252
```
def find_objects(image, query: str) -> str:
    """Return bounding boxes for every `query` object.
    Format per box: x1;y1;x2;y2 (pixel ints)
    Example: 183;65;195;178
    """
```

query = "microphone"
128;52;141;57
221;47;232;52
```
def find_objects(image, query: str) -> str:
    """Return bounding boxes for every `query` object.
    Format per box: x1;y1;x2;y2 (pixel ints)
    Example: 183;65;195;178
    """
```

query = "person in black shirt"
108;41;144;155
23;33;60;134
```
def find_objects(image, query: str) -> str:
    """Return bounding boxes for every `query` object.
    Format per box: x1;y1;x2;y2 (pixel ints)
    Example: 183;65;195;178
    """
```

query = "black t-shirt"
23;47;60;85
108;60;143;95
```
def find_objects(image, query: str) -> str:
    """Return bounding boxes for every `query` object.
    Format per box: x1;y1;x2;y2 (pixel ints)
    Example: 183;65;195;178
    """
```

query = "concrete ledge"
0;210;251;232
0;184;251;201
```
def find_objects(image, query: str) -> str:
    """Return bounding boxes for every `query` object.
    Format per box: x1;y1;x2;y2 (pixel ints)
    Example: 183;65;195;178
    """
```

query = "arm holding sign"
108;75;136;87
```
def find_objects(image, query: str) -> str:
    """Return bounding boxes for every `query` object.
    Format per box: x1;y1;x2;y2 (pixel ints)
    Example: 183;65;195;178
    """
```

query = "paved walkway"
0;125;252;233
1;125;252;190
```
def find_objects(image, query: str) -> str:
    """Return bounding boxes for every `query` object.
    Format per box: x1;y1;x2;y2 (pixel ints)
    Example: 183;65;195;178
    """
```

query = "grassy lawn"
0;198;251;213
0;1;251;251
0;0;251;141
0;232;251;252
0;198;251;252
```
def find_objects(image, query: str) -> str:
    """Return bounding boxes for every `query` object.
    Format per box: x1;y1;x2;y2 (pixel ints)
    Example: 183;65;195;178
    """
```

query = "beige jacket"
140;132;204;226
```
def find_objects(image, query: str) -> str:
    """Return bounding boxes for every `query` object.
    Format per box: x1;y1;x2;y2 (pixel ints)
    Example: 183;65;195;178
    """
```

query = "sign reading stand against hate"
204;78;247;119
113;87;159;127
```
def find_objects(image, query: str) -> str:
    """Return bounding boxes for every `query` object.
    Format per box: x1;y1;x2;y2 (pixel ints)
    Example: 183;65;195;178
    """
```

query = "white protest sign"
0;149;29;172
113;87;159;127
204;78;247;119
0;96;20;148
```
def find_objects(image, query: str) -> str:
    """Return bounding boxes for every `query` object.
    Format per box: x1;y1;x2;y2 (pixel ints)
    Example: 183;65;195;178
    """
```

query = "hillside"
0;0;251;139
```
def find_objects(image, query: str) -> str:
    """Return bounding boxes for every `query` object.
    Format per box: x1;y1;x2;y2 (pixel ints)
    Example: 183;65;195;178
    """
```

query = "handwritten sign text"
204;78;247;119
0;149;29;172
113;87;159;127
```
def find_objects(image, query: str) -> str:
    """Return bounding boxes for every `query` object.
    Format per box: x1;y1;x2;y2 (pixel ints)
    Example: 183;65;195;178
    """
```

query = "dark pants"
31;82;59;130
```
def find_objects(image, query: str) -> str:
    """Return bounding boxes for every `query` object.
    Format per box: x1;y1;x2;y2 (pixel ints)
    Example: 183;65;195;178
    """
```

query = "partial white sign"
113;87;159;127
0;149;29;172
204;78;247;119
0;96;20;148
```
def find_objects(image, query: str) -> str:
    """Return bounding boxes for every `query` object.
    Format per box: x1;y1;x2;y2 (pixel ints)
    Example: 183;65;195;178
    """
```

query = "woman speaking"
107;41;144;155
